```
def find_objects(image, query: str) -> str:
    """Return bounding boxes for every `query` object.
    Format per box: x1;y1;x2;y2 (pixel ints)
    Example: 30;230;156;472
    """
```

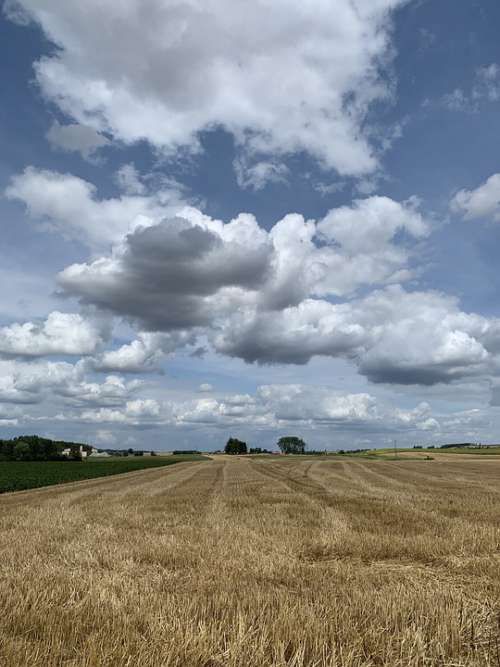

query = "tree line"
224;436;306;455
0;435;90;461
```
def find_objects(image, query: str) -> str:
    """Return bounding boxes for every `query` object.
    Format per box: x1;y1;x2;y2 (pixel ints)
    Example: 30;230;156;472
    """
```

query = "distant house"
62;445;88;459
88;451;111;458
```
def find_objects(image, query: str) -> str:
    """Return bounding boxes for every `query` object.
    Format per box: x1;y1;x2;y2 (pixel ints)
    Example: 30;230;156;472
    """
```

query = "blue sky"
1;0;500;451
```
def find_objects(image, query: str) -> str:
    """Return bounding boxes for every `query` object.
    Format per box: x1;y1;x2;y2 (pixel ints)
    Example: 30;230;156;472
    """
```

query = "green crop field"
0;455;207;493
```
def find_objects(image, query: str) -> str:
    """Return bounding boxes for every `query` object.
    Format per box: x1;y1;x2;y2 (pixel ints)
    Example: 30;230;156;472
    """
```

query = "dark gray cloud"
59;216;273;330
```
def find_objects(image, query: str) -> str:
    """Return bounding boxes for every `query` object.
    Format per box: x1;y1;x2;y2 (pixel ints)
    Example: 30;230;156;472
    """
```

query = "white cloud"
198;383;213;393
257;385;378;424
0;373;39;404
72;383;444;435
0;359;141;408
5;167;187;248
95;336;163;373
46;121;110;159
441;63;500;113
9;0;406;179
234;158;289;191
0;311;104;357
95;429;117;445
475;63;500;102
313;181;347;197
114;163;146;195
57;374;143;407
451;173;500;221
81;399;161;425
94;331;192;373
442;88;474;113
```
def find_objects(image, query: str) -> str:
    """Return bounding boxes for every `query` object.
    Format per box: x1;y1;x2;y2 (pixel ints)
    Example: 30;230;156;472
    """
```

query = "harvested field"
0;456;499;666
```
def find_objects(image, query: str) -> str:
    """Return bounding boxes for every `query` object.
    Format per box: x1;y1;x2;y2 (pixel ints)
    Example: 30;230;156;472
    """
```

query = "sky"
2;0;500;452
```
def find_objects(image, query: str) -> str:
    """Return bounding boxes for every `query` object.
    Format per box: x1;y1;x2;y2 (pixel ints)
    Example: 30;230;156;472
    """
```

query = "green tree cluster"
0;435;88;461
277;436;306;454
224;438;248;455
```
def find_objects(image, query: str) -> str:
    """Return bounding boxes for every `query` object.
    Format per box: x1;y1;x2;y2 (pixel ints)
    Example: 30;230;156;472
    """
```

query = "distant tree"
277;436;306;455
224;438;247;455
13;441;31;461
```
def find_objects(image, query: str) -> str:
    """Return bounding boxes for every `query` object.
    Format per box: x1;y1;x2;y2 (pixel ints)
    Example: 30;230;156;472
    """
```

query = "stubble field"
0;456;499;666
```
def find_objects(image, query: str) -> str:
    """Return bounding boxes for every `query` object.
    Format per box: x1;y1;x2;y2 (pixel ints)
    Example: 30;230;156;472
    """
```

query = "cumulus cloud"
46;121;110;159
216;285;500;385
8;181;496;386
353;288;496;385
7;0;406;180
0;311;104;358
58;196;428;328
0;360;141;408
81;399;161;425
94;331;193;373
53;196;500;386
451;173;500;221
5;167;187;248
256;385;378;425
0;374;39;404
56;374;143;408
9;165;500;387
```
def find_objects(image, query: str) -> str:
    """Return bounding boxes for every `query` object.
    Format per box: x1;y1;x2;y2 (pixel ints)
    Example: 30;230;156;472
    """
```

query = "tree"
13;441;31;461
224;438;247;455
277;436;306;455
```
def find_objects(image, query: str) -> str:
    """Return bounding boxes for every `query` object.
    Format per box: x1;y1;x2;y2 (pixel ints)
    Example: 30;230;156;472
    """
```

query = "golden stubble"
0;456;499;666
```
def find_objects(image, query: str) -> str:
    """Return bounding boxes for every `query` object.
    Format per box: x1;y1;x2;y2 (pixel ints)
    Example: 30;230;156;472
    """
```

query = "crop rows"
0;456;205;493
